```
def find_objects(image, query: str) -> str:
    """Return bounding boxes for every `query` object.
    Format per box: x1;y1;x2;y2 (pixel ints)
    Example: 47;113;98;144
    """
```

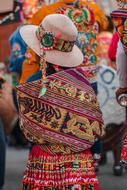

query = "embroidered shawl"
16;68;104;152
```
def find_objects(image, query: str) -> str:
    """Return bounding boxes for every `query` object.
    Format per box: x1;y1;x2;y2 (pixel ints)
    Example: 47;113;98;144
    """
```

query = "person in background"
0;76;6;190
116;41;127;105
18;0;107;173
0;119;5;190
9;27;28;147
0;68;17;190
108;32;119;65
115;40;127;166
9;27;27;84
98;16;114;67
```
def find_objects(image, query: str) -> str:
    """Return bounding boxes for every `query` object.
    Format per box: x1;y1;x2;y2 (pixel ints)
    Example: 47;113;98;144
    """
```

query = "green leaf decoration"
39;86;47;98
67;9;72;20
82;8;88;21
76;15;83;23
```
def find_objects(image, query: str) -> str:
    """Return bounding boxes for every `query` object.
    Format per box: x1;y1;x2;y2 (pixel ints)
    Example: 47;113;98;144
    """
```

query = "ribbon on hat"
36;25;75;52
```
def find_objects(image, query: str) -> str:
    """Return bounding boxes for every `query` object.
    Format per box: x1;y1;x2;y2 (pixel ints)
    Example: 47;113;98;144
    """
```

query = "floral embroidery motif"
49;80;96;103
49;80;77;98
12;42;22;58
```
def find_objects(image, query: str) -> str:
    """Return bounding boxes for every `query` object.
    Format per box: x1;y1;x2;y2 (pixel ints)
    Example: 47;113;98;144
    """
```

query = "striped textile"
16;68;104;152
21;145;99;190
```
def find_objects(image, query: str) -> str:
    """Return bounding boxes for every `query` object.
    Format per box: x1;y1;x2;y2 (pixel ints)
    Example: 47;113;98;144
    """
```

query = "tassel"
39;51;47;98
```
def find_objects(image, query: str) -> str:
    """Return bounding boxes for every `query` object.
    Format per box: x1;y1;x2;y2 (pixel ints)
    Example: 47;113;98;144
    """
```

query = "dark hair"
106;15;114;32
36;55;72;76
46;62;72;76
46;63;56;76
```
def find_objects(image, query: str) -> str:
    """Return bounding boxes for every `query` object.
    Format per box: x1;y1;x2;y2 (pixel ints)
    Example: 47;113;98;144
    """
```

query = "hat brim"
19;25;83;67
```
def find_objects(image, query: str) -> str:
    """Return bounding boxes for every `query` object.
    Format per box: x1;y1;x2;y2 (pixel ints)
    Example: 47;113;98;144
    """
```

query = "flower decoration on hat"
41;32;54;49
36;25;75;52
36;28;56;51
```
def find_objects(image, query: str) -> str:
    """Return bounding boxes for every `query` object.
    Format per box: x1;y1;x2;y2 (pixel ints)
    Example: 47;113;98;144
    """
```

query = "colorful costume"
17;68;103;190
111;0;127;164
108;32;119;63
20;48;39;84
18;0;107;174
17;14;104;190
98;31;113;66
111;0;127;55
116;41;127;162
9;27;27;85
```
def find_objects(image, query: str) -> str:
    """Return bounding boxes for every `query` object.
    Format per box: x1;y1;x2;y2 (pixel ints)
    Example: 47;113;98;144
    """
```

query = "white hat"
19;14;83;67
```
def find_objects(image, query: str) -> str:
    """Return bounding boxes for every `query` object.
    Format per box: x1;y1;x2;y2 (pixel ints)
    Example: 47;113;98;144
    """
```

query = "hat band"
36;26;75;52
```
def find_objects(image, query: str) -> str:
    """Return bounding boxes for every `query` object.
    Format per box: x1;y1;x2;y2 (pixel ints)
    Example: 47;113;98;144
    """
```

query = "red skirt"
21;145;99;190
121;136;127;162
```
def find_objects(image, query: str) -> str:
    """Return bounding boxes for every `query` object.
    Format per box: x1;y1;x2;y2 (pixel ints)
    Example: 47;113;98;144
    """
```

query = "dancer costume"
111;0;127;164
17;14;104;190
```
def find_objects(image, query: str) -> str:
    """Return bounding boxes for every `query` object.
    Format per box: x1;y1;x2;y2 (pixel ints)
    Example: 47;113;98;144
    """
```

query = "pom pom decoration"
39;51;47;98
